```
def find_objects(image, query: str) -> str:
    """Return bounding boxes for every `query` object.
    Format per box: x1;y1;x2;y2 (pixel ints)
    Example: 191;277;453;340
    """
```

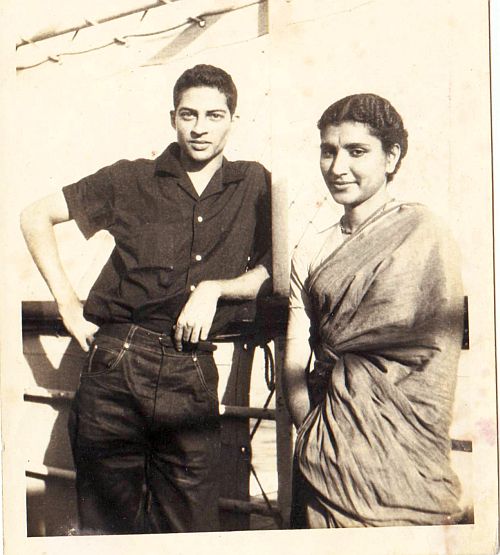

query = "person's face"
171;86;233;167
319;121;400;208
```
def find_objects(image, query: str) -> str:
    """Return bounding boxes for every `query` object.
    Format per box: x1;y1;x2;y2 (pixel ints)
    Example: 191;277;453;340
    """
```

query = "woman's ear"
386;143;401;174
170;110;176;130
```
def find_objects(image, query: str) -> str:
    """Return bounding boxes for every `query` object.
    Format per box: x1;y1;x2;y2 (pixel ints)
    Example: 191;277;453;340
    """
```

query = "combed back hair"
173;64;238;115
318;93;408;181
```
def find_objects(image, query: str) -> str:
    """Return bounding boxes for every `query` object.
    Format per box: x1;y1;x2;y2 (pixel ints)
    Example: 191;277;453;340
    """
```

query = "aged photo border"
1;1;499;554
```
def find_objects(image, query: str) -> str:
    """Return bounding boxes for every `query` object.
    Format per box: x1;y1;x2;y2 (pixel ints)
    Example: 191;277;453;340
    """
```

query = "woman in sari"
284;93;463;528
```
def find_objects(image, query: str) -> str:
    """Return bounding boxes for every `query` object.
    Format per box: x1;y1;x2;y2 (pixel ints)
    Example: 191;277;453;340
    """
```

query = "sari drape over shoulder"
295;203;463;527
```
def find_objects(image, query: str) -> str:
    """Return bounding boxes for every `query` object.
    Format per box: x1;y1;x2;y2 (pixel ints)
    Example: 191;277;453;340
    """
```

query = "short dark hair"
173;64;238;115
318;93;408;181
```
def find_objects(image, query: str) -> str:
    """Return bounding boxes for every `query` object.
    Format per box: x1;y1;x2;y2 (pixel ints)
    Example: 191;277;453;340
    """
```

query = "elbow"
20;201;48;239
255;265;272;297
20;205;34;237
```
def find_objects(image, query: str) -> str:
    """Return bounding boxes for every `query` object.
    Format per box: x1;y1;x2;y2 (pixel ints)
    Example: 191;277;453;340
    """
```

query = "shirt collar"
154;143;246;184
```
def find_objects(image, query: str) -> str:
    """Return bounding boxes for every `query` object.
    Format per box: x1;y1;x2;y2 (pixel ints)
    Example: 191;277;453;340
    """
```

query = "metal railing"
22;297;290;532
22;295;471;533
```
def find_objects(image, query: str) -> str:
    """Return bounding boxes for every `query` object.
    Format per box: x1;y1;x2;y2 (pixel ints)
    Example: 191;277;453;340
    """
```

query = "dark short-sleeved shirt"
63;143;271;335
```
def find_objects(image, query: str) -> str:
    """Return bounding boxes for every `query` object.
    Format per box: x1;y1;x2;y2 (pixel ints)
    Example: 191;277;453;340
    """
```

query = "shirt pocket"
134;223;175;271
116;222;174;286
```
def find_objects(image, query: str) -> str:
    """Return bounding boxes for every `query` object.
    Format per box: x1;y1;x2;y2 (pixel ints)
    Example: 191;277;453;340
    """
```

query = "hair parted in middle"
318;93;408;181
173;64;238;116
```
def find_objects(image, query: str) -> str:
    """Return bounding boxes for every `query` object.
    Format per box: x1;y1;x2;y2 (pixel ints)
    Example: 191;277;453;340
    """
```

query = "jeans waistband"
97;323;217;353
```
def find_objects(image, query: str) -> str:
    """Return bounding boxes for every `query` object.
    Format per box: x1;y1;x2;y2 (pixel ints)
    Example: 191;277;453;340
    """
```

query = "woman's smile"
319;121;401;224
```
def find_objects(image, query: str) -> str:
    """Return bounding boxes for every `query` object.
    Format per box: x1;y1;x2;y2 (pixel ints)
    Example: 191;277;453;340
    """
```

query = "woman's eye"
209;113;223;120
321;149;334;158
350;149;366;157
180;112;195;120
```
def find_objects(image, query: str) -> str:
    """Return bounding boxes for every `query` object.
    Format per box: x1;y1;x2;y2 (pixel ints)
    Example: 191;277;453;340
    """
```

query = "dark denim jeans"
68;323;221;535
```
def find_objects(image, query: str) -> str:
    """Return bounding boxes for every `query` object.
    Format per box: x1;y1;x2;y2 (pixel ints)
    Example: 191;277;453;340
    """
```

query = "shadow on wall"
24;333;83;536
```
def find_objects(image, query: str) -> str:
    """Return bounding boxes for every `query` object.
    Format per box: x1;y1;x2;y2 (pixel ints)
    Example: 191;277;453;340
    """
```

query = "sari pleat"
294;203;463;527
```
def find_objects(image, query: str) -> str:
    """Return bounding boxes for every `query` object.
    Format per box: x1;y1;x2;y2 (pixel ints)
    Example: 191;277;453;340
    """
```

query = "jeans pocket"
192;354;219;402
83;341;125;377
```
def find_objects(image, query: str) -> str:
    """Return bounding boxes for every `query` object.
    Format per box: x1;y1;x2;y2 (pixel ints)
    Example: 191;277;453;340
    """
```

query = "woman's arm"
283;315;311;428
282;245;314;428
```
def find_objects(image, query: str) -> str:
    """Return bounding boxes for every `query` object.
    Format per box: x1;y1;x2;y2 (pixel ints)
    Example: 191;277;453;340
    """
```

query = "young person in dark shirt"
20;64;272;535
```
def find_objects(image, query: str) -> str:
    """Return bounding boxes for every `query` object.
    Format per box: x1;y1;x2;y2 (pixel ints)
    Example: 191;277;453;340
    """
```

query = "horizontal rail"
221;405;276;420
23;387;473;450
451;439;473;453
27;464;76;481
26;464;277;517
22;296;469;348
24;387;276;420
21;298;289;341
218;497;277;517
25;387;75;401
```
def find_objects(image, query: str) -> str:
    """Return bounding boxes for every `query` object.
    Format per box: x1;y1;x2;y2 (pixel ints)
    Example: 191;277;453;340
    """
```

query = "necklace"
339;198;395;235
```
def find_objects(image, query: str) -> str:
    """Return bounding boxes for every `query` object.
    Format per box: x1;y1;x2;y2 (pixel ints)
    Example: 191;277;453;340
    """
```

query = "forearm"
21;196;99;350
283;360;311;428
282;300;314;427
20;203;78;307
283;328;312;428
204;264;271;301
174;265;271;348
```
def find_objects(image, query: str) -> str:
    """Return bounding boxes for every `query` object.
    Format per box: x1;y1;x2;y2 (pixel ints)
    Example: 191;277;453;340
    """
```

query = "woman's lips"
331;181;356;189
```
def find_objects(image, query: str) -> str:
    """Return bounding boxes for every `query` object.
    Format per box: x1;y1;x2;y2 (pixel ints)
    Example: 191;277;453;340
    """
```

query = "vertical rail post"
268;0;292;298
267;0;295;527
273;336;293;527
271;178;289;297
218;341;256;530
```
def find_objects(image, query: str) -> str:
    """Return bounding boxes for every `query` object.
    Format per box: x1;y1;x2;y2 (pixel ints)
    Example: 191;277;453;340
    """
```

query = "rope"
263;342;275;391
249;342;275;440
249;387;274;441
247;341;282;526
16;0;267;71
249;463;282;527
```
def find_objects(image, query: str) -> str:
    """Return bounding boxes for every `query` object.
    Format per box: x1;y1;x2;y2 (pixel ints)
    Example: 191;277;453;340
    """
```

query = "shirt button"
190;284;196;292
197;215;203;223
195;254;202;261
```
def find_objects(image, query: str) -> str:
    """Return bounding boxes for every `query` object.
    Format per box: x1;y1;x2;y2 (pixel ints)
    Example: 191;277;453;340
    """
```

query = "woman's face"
319;121;400;208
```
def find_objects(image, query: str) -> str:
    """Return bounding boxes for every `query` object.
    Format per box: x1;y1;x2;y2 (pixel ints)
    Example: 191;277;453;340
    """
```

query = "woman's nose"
331;151;348;176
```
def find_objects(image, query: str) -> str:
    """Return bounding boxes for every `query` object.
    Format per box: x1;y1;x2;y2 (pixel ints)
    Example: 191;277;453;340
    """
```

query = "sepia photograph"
1;0;498;554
